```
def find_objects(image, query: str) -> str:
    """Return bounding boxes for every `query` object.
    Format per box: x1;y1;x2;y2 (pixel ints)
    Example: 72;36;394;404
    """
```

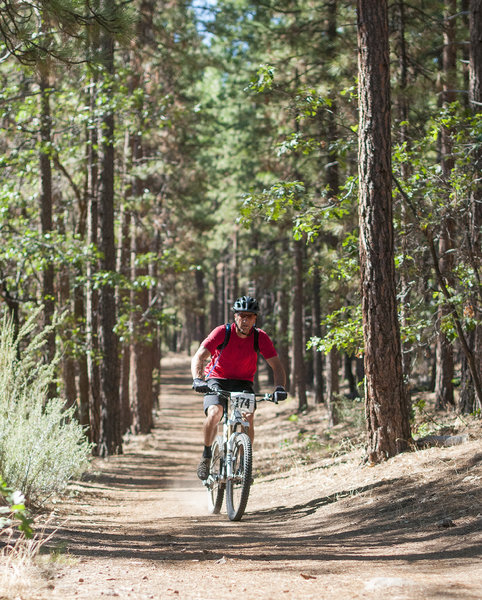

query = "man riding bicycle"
191;295;287;480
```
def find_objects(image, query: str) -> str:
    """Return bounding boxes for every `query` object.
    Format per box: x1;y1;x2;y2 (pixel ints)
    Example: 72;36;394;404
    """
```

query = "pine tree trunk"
149;245;161;410
326;347;340;426
74;282;90;428
435;0;457;411
97;16;122;455
195;268;206;342
459;0;482;412
118;202;132;433
293;237;307;410
58;216;77;412
396;0;413;402
357;0;411;461
129;225;153;434
86;65;101;448
276;286;291;390
312;266;323;404
39;66;56;398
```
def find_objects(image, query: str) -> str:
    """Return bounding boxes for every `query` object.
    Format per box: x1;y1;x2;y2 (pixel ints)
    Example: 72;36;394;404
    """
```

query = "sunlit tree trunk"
357;0;411;461
39;63;56;399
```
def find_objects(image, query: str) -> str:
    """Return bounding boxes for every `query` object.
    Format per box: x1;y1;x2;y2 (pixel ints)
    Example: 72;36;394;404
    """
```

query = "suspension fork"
225;409;250;478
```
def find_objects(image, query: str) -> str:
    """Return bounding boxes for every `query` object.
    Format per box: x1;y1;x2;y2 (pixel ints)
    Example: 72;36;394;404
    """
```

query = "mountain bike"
199;389;279;521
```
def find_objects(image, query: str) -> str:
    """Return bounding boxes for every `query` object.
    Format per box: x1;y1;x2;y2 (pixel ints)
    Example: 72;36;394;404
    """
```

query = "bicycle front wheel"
208;435;225;514
226;432;252;521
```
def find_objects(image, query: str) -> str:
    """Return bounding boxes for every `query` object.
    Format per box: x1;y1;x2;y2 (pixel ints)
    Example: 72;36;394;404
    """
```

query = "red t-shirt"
202;323;277;382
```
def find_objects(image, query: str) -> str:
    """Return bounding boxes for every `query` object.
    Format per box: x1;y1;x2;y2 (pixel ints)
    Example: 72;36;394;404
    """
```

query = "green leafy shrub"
0;477;33;537
0;310;91;506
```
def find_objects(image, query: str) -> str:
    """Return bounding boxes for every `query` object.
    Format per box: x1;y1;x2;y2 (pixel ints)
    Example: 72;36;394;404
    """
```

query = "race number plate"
231;392;256;413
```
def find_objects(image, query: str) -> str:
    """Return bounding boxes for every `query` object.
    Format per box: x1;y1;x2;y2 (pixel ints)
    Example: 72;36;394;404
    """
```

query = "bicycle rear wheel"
208;435;225;514
226;432;252;521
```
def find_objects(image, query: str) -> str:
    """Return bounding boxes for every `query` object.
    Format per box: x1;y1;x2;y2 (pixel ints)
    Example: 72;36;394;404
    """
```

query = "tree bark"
118;201;132;433
293;237;307;410
312;266;323;404
97;13;122;455
58;214;77;412
149;239;162;410
326;347;340;426
86;61;101;447
74;278;90;428
459;0;482;412
129;222;153;434
39;65;56;399
435;0;457;411
357;0;411;461
276;283;291;390
396;0;413;402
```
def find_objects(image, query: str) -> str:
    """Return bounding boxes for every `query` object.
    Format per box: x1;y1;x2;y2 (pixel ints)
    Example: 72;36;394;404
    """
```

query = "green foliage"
393;102;482;350
0;477;33;538
247;63;275;93
0;0;135;65
240;181;306;225
0;310;92;505
309;305;363;357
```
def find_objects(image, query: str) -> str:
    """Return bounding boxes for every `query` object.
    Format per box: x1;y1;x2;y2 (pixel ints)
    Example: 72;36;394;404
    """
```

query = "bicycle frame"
224;391;252;480
201;388;277;520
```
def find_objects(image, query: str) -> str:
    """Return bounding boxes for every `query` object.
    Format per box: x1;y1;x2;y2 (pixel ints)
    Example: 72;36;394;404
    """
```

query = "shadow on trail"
49;355;481;575
49;468;481;567
46;503;480;567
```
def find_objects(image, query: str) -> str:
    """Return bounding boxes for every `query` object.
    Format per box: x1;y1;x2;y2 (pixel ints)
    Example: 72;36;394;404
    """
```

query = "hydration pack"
216;323;259;353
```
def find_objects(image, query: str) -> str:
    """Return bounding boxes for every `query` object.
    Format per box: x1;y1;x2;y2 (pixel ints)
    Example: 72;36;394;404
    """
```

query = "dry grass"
0;516;64;600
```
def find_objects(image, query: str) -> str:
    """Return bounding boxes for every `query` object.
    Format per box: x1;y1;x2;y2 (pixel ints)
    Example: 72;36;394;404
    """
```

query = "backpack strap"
220;323;259;353
216;323;231;351
253;326;259;353
208;323;259;379
207;324;231;379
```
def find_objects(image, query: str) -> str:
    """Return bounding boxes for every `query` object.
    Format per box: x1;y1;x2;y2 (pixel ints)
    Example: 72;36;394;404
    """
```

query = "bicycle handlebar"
214;390;278;404
193;386;279;404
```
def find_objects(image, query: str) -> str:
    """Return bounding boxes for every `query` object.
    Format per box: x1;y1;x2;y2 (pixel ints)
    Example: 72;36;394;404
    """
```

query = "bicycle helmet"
232;295;260;314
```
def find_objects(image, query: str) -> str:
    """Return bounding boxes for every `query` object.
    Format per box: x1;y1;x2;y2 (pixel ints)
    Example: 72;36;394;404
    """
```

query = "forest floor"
1;353;481;600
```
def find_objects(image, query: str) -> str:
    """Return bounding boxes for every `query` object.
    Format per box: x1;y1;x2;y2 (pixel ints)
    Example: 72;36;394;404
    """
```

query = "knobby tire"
208;435;225;514
226;432;252;521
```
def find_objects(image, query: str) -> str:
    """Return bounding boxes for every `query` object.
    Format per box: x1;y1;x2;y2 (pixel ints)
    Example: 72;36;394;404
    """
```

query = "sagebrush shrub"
0;310;91;505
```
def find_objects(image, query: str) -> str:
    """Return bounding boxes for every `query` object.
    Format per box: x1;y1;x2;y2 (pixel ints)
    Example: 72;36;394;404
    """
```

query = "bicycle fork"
224;411;249;479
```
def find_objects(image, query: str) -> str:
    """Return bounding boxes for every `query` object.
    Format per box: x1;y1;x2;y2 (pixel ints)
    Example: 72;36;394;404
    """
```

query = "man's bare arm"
266;355;286;388
191;345;211;379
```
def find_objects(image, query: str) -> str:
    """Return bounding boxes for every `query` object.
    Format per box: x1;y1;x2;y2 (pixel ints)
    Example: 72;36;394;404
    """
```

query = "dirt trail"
31;354;482;600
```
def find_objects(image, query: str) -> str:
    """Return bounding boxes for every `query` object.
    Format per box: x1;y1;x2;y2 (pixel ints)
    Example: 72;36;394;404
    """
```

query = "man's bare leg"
203;404;223;446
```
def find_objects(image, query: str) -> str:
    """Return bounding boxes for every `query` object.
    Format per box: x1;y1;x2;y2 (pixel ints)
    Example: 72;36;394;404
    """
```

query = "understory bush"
0;310;91;505
0;476;33;537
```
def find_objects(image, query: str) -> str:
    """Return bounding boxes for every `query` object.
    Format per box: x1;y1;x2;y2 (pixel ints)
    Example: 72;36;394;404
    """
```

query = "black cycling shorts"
203;378;255;415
